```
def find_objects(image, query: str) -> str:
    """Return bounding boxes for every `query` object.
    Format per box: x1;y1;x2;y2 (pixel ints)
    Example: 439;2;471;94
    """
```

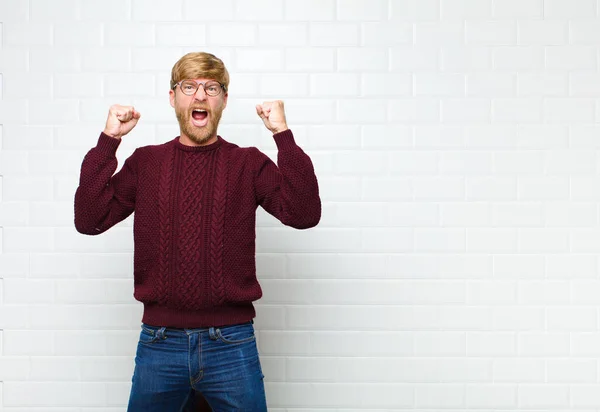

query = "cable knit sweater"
74;130;321;328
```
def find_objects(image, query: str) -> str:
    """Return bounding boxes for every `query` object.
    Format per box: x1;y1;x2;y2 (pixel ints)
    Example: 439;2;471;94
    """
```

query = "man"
74;52;321;411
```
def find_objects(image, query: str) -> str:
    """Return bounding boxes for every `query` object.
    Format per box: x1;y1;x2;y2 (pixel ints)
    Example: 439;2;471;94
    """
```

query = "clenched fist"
256;100;288;135
103;105;141;140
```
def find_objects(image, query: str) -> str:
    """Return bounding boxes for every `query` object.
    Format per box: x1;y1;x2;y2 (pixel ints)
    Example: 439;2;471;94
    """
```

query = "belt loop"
208;327;218;340
156;327;167;340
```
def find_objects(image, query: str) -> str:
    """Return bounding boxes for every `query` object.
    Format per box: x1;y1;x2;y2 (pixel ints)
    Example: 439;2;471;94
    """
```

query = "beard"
175;103;224;146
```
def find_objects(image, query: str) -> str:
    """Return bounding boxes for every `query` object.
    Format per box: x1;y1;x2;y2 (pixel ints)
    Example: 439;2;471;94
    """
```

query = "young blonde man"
75;52;321;411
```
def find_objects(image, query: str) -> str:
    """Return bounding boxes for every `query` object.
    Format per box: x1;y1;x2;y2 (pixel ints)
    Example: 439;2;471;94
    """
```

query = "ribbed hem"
273;129;296;151
97;132;122;156
142;303;256;328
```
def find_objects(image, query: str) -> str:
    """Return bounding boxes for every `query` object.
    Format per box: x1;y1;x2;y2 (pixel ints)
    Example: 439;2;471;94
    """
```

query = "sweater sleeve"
254;129;321;229
74;132;138;235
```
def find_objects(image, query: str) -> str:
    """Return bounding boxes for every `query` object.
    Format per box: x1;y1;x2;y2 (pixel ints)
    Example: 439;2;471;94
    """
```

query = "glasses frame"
172;80;227;97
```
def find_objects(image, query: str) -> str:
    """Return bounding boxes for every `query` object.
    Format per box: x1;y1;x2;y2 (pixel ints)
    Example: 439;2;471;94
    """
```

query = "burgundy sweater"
75;130;321;328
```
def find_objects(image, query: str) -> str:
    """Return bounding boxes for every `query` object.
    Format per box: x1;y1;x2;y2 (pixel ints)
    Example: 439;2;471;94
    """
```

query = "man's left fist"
256;100;288;135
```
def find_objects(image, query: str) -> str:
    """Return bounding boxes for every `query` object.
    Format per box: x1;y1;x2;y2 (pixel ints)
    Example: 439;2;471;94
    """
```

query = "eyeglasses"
172;80;226;97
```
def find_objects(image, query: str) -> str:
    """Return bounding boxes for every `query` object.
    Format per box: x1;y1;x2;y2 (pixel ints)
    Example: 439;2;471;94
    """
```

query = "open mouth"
191;109;208;127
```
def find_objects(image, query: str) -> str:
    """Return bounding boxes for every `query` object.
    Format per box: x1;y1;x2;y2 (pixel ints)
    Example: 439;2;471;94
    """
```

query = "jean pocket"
216;323;256;344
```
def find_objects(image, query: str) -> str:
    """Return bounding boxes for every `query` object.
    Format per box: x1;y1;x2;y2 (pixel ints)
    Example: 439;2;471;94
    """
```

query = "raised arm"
74;105;141;234
254;101;321;229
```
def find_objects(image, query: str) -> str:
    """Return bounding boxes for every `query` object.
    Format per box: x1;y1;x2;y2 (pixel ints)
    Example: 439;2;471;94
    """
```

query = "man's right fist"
103;105;141;140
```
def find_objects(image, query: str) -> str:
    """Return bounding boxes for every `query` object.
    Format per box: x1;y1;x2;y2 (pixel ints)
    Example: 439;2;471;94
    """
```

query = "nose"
193;84;207;101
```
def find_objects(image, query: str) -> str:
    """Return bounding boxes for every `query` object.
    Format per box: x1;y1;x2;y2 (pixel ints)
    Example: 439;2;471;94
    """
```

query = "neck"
179;133;218;147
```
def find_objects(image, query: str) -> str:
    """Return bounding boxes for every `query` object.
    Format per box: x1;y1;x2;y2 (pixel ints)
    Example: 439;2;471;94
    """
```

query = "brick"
207;23;256;46
391;0;440;21
493;46;544;70
338;0;387;20
415;73;465;97
132;0;182;21
413;177;465;200
415;23;464;46
493;0;543;18
30;0;78;20
104;23;155;47
518;20;568;45
493;358;544;382
183;0;234;20
518;176;570;200
334;150;389;174
390;98;440;123
259;24;307;46
442;46;492;71
442;98;490;123
465;21;517;46
393;46;440;71
518;73;568;96
0;0;29;20
156;23;206;46
54;23;102;46
546;255;597;279
493;151;543;175
284;0;335;20
441;203;491;227
547;307;597;331
467;332;517;358
104;74;156;97
467;228;517;253
544;98;596;123
362;22;412;46
260;74;309;97
362;124;412;148
4;279;54;304
3;382;107;407
236;49;283;72
492;203;543;227
467;73;516;97
285;48;335;72
309;23;359;46
389;151;438;174
544;0;596;18
414;228;466;253
570;19;600;44
337;47;389;72
4;23;52;46
546;46;597;70
234;0;283;20
518;384;569;409
339;99;387;123
80;0;132;20
493;97;542;123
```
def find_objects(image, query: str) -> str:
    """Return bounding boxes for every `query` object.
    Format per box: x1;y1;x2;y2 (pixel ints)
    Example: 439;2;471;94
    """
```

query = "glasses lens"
180;80;198;95
205;81;222;96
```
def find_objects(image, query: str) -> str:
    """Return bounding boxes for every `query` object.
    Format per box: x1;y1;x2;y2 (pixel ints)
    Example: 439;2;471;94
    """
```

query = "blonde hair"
170;52;230;91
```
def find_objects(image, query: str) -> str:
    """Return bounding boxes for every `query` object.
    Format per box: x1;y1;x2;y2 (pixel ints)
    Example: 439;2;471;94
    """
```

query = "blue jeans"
127;321;267;412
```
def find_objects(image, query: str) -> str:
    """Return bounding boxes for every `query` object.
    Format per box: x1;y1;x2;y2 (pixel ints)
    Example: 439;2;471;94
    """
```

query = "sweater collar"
174;135;223;152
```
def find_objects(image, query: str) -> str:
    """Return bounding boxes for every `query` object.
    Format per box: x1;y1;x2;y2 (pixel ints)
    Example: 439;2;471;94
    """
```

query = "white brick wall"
2;0;600;410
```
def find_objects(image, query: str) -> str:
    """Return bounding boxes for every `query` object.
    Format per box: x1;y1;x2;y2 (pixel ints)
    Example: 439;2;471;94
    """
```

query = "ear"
169;89;176;108
222;92;228;109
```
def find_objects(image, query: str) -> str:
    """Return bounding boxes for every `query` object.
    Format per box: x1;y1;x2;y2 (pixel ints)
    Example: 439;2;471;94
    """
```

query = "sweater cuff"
96;132;122;156
272;129;296;151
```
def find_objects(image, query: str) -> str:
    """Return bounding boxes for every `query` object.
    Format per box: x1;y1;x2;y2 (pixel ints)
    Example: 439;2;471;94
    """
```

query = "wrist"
271;125;289;135
103;129;122;140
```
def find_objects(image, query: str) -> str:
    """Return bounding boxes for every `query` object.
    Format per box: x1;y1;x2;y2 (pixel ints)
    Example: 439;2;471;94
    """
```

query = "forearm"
74;133;135;234
260;130;321;229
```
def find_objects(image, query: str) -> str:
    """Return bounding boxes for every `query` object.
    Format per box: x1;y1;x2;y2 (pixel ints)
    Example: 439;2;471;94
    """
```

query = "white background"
3;0;600;410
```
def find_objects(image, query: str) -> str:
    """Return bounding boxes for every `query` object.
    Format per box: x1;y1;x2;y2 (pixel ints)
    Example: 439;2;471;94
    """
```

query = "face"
169;78;228;146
